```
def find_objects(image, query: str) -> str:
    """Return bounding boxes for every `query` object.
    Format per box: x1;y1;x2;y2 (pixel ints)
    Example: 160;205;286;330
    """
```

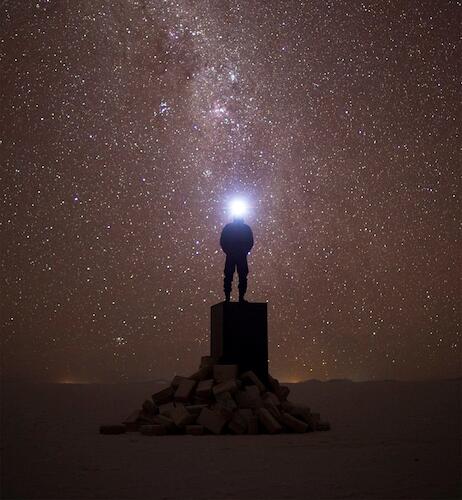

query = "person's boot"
238;294;247;303
225;292;231;302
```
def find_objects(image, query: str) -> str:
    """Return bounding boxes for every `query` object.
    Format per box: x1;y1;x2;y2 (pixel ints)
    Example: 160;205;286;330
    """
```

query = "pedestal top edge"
211;301;268;308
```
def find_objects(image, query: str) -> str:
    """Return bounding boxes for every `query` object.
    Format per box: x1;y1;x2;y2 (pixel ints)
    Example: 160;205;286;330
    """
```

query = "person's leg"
237;255;249;302
223;255;235;301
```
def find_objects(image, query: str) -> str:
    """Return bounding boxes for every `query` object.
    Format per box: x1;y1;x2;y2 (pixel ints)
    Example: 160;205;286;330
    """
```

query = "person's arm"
220;226;228;253
247;227;254;253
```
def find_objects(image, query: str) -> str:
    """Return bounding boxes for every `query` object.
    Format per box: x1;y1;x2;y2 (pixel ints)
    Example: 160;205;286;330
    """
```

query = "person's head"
233;216;244;224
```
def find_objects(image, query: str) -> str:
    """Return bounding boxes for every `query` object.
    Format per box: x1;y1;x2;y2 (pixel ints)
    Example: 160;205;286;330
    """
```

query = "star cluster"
1;0;460;383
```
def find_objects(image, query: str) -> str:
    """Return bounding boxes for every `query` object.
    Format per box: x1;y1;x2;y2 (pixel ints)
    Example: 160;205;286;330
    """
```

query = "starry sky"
1;0;460;384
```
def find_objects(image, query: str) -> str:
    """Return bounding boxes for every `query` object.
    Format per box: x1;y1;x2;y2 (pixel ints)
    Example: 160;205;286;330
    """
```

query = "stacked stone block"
100;356;330;436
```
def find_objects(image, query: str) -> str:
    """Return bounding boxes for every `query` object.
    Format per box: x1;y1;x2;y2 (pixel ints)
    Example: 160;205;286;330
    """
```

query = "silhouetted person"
220;216;254;303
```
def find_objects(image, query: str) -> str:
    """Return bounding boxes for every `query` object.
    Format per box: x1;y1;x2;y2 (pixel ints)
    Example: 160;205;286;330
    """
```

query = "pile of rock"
100;357;330;436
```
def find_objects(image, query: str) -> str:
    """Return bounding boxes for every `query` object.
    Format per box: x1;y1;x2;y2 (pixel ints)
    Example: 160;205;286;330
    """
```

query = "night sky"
1;1;460;383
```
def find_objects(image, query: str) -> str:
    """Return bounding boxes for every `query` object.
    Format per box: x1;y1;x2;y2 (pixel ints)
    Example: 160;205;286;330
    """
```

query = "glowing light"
58;378;82;384
229;198;248;218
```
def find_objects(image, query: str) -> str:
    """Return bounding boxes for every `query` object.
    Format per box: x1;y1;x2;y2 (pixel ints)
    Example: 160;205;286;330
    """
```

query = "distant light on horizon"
57;378;89;384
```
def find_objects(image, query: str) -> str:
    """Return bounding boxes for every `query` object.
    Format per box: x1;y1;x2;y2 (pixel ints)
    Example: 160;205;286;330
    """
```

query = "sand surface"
2;378;461;499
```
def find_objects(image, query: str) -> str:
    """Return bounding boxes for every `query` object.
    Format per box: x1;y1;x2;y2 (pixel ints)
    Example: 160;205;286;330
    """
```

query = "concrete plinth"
210;302;268;385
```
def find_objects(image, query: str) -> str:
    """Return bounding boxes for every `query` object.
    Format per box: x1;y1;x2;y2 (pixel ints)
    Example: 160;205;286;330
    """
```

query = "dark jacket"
220;222;254;256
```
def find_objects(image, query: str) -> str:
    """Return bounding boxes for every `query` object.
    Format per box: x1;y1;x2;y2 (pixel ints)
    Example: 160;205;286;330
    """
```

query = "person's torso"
223;223;251;253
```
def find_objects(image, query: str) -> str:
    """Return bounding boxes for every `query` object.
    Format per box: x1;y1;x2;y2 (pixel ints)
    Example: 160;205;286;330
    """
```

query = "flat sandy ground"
2;378;461;499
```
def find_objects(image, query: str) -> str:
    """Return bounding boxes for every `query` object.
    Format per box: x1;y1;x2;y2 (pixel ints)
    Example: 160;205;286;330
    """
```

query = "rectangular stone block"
263;392;281;407
263;398;282;420
152;414;176;432
288;405;311;424
152;386;174;405
158;402;176;417
236;385;263;409
197;407;228;434
247;416;259;434
228;410;248;434
306;412;324;431
257;407;283;434
211;302;268;384
240;370;266;393
214;391;237;418
174;378;196;402
100;424;126;435
316;421;331;431
142;399;157;416
213;364;238;383
123;410;141;431
200;355;216;368
184;404;208;416
276;385;290;401
140;424;166;436
279;412;308;433
267;375;290;401
195;379;214;400
280;400;296;413
171;375;190;388
171;404;196;428
193;397;206;405
212;379;238;397
239;408;254;421
186;424;205;435
189;365;213;381
137;414;157;425
309;412;321;430
267;374;279;391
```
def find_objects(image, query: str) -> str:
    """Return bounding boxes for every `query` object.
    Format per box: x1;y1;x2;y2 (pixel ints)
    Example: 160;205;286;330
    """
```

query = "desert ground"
1;378;460;499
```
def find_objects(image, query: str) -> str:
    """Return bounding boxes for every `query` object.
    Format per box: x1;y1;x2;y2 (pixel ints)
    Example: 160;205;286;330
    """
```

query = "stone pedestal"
210;302;268;385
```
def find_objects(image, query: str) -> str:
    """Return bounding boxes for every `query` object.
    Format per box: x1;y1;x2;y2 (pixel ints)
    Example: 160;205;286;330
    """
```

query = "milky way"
1;1;460;383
